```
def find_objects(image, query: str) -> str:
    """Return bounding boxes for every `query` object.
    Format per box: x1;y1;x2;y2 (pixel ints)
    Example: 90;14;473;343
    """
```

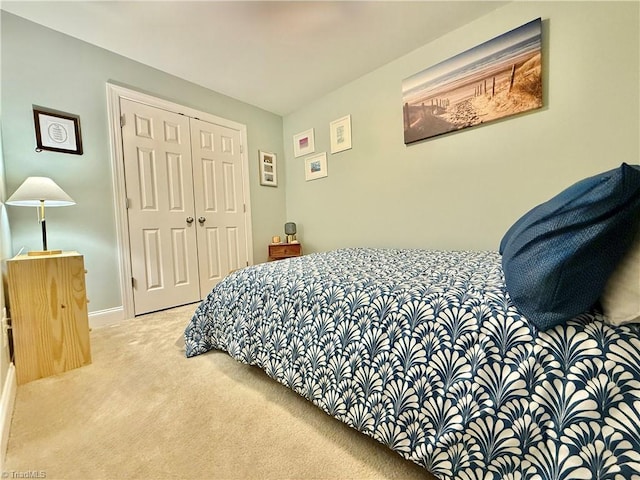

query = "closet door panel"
121;98;200;315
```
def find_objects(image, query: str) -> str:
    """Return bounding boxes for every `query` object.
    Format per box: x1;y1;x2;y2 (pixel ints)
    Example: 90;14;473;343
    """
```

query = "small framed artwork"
259;150;277;187
330;115;352;154
304;152;328;181
33;107;83;155
293;128;315;158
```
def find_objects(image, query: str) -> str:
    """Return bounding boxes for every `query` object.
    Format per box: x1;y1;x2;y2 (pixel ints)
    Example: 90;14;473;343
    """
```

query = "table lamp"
285;222;297;243
6;176;75;256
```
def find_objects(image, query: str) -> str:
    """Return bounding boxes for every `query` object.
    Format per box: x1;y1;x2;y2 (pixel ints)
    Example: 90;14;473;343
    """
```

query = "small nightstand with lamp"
268;222;302;261
5;176;92;384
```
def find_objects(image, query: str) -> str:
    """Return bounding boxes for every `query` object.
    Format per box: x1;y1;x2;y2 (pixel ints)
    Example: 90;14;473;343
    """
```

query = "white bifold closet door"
121;98;247;315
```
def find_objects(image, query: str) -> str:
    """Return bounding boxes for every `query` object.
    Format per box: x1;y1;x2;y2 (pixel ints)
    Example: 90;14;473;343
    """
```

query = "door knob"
198;216;206;224
186;216;194;224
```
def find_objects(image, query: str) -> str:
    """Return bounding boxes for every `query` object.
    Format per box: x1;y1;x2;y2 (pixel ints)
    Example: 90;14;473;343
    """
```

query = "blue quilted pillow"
500;163;640;331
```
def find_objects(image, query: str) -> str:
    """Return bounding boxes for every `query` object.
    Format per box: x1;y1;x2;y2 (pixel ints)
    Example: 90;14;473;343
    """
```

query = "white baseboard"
89;306;126;329
0;362;16;470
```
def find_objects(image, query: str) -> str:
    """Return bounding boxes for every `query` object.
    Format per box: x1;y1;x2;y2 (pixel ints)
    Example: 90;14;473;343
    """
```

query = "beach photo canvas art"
402;18;543;144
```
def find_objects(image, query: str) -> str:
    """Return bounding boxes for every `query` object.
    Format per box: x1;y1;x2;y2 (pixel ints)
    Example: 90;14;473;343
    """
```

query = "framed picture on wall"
293;128;315;157
330;115;352;153
401;17;542;144
33;106;83;155
259;150;277;187
304;152;328;181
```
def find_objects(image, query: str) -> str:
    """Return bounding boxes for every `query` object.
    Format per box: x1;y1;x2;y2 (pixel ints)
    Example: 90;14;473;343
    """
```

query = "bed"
185;247;640;479
185;163;640;479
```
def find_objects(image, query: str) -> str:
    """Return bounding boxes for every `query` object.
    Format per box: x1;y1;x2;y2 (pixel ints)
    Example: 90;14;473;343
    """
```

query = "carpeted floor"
4;303;434;479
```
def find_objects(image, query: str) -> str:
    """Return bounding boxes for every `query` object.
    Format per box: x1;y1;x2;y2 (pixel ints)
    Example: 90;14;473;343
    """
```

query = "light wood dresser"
7;251;92;384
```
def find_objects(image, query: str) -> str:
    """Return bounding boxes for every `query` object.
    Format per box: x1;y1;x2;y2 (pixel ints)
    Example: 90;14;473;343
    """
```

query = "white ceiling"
1;1;508;115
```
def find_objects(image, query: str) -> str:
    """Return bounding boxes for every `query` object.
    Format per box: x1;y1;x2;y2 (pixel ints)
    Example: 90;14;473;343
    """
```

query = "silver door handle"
198;216;206;224
186;216;194;224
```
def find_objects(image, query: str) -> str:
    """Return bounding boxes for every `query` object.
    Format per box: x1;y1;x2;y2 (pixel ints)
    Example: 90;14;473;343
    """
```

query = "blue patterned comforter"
185;248;640;479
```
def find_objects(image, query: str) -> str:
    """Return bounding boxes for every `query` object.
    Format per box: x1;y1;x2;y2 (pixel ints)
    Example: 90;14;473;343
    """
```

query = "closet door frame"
106;83;254;319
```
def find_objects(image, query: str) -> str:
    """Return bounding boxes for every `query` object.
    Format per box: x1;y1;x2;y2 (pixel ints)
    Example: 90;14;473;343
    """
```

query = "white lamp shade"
6;177;75;207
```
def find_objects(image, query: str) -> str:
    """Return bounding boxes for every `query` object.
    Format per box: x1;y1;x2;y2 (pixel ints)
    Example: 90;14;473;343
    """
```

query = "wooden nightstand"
7;251;92;384
268;242;302;261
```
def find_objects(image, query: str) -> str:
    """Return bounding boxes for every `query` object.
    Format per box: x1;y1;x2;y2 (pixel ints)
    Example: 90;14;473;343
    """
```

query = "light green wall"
283;1;640;253
1;12;286;312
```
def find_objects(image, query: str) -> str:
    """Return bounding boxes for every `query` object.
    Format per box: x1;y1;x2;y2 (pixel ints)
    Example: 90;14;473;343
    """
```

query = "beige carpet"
4;303;434;480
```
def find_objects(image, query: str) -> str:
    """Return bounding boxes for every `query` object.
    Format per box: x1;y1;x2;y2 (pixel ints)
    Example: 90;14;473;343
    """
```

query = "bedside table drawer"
268;243;302;260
